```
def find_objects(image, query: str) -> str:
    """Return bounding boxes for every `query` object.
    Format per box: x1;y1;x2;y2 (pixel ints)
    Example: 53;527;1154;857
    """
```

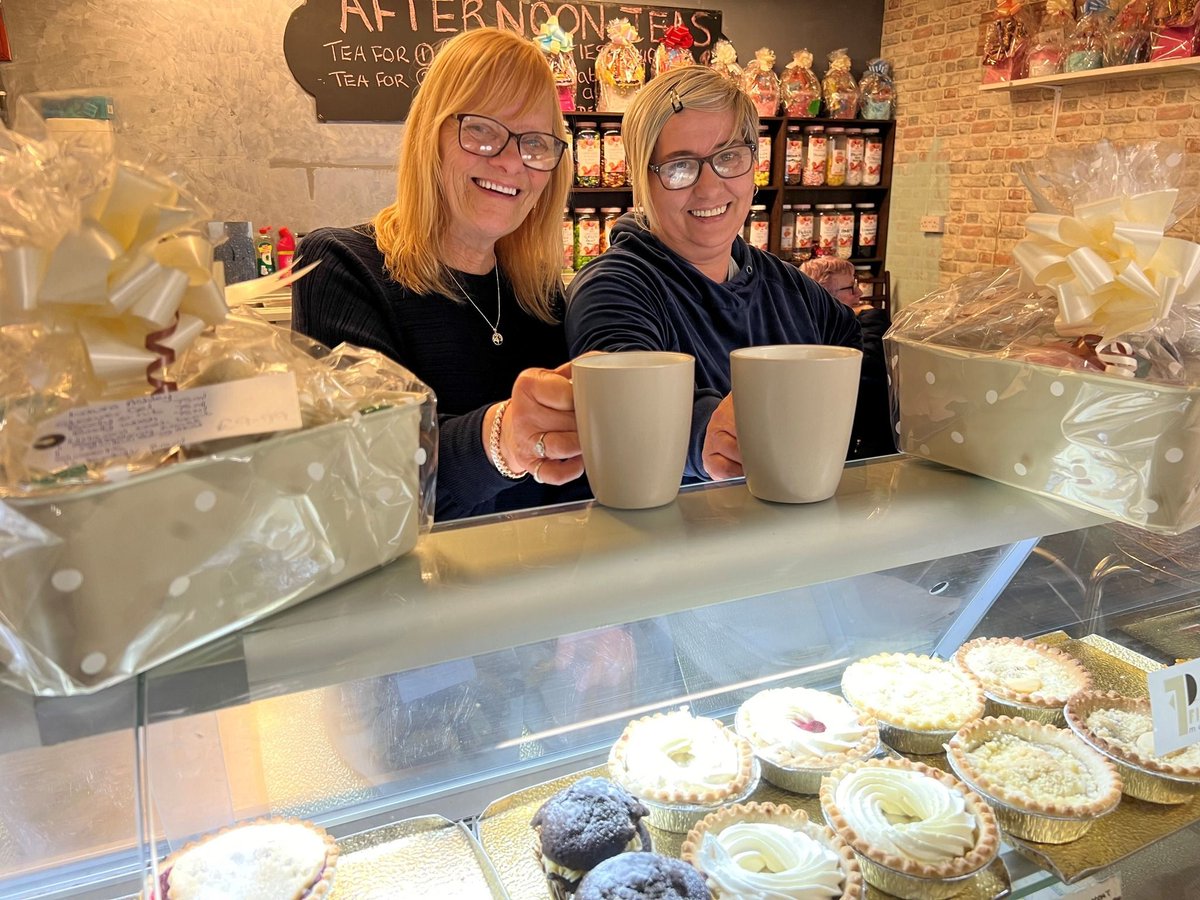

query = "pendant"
492;331;504;346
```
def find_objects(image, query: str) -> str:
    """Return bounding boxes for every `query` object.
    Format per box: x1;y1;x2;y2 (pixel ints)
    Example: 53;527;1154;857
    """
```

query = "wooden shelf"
784;184;889;192
979;55;1200;91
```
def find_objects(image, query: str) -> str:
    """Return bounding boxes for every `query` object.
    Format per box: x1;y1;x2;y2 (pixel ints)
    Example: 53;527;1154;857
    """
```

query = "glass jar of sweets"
855;203;878;256
863;128;883;186
845;128;865;186
601;122;625;187
600;207;622;253
815;204;838;257
746;204;770;251
794;203;814;262
825;127;848;187
802;126;827;186
575;122;600;187
561;207;575;273
574;208;600;268
835;203;854;259
784;125;803;186
755;125;772;187
780;204;795;261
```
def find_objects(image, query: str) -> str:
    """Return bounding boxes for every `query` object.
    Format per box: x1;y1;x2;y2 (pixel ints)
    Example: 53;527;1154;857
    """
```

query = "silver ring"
533;432;548;459
532;459;546;484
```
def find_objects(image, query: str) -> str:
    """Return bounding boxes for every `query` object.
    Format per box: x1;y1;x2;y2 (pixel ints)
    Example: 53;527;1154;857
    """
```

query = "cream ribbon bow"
1012;189;1200;338
0;160;230;395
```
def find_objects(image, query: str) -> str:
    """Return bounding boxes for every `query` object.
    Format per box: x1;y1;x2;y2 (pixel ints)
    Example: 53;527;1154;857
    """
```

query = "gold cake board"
332;815;509;899
478;632;1200;896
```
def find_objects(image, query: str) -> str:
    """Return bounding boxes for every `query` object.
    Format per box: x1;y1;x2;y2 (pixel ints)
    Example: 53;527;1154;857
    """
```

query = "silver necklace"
448;267;503;346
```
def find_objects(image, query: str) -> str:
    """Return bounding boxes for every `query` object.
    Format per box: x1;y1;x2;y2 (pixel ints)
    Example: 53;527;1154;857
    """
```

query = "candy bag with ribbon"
739;47;780;117
858;58;896;120
653;24;696;77
780;49;822;117
982;0;1033;82
535;16;578;112
595;19;645;113
821;49;860;119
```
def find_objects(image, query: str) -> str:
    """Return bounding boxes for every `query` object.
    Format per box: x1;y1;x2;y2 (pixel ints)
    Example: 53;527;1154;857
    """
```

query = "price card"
1148;657;1200;757
25;372;303;471
1026;872;1121;899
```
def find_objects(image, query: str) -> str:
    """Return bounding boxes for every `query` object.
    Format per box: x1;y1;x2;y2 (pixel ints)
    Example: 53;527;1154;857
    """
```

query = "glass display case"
2;456;1199;899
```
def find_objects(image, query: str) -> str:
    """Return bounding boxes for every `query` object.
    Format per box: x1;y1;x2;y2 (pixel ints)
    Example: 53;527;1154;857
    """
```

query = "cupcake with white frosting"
681;802;863;899
819;757;998;900
736;687;879;793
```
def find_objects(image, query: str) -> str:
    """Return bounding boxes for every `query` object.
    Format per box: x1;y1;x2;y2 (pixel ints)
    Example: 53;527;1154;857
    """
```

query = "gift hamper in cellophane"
887;141;1200;534
0;94;436;695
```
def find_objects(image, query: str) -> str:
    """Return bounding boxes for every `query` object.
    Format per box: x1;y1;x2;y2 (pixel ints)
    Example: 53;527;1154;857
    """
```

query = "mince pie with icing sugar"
149;818;337;899
954;637;1091;709
1066;690;1200;777
946;716;1121;818
840;653;984;732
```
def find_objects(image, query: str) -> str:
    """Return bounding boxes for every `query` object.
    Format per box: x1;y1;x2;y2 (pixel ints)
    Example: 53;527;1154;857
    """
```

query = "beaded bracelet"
488;400;527;480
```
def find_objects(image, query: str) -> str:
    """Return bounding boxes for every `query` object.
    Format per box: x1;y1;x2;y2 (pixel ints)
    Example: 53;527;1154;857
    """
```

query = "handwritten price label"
26;373;302;471
1148;657;1200;757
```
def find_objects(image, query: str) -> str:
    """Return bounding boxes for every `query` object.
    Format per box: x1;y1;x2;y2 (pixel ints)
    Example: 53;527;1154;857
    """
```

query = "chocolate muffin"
575;852;710;899
531;777;653;898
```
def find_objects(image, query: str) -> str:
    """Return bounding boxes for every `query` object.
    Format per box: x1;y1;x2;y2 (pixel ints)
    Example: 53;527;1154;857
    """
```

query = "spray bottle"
256;226;275;276
275;227;296;271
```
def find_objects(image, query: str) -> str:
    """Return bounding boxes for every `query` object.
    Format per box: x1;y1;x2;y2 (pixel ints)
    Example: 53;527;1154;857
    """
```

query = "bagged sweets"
1108;0;1153;65
703;38;742;86
654;24;696;77
982;0;1033;82
1026;0;1074;75
780;49;822;118
595;19;645;113
859;58;895;119
535;16;578;112
821;49;860;119
1149;0;1199;60
1065;8;1112;70
740;47;780;117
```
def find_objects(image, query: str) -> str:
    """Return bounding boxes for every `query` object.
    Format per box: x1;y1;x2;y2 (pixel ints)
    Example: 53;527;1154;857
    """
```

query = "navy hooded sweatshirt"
566;214;893;479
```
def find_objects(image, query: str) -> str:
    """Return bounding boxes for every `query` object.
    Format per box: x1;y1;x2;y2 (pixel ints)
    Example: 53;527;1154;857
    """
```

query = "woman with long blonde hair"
294;28;588;519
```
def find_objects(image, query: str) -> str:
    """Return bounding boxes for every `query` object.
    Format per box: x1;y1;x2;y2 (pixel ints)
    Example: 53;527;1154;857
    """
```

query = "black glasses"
647;144;755;190
454;114;567;172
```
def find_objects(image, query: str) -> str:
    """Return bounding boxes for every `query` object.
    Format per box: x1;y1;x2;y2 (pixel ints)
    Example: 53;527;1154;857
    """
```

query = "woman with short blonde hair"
295;28;589;520
567;66;893;477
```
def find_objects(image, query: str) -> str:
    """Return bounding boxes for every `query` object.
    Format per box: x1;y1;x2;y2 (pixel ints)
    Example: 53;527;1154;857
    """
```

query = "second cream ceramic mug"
731;345;862;503
572;351;695;509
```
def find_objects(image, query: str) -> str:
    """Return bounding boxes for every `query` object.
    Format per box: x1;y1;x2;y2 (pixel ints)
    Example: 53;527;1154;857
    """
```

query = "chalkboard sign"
284;1;722;123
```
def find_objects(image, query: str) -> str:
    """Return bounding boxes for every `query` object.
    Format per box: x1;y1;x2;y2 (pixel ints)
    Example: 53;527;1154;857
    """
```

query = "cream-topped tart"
681;803;863;900
736;688;879;770
954;637;1090;712
946;716;1121;836
1066;691;1200;776
819;757;998;886
609;709;755;805
841;653;984;732
153;818;337;899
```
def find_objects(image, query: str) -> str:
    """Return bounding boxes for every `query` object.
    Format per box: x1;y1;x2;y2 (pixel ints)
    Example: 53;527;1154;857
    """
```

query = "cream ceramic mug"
572;351;695;509
731;345;862;503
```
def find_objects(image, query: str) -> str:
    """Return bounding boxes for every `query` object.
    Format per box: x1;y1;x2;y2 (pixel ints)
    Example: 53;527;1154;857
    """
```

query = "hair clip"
668;88;684;113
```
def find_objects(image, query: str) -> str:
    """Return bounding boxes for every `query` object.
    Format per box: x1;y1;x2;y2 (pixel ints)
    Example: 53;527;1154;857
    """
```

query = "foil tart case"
877;720;959;755
982;692;1065;726
635;759;762;833
756;736;882;794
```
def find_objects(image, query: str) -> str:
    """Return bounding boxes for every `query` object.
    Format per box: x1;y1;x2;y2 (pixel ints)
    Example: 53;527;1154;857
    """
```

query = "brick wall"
881;0;1200;308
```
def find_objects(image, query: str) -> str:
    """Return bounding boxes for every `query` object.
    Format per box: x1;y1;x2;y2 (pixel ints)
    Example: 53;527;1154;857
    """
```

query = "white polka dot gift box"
887;142;1200;536
0;106;431;695
887;265;1199;536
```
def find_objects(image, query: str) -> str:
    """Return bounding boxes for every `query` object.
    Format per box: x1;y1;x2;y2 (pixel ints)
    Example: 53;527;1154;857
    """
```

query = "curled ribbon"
713;40;739;66
1012;188;1200;338
753;47;777;68
535;15;574;56
605;18;640;46
662;25;694;50
787;49;814;70
0;158;228;396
